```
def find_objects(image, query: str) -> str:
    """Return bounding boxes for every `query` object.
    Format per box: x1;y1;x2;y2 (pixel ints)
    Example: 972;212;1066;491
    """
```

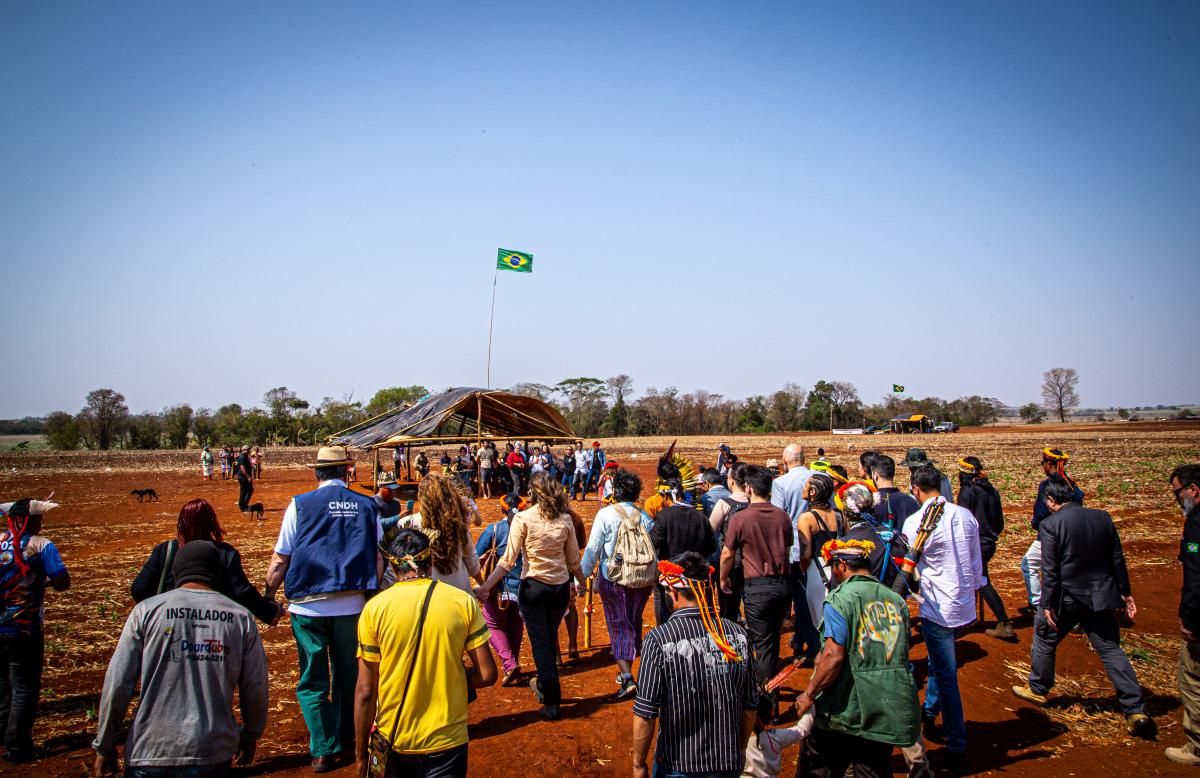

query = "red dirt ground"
1;424;1198;776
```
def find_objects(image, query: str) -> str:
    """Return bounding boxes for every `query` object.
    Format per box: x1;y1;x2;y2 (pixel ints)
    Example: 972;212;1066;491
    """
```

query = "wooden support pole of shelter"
583;577;593;649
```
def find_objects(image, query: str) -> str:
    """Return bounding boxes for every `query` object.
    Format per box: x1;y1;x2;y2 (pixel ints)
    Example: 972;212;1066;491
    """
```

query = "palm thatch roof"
331;387;577;449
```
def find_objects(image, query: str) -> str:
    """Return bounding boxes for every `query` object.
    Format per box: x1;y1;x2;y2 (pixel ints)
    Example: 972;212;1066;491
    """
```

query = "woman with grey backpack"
580;468;657;699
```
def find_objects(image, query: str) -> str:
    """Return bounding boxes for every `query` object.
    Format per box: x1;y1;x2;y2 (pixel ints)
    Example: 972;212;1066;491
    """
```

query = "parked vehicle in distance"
934;421;960;433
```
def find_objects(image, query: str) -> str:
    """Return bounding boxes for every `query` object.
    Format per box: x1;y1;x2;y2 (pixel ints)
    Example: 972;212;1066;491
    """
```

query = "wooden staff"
890;499;946;595
583;577;594;649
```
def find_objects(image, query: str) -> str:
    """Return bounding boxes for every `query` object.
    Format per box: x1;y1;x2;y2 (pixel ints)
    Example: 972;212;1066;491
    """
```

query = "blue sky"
1;2;1197;417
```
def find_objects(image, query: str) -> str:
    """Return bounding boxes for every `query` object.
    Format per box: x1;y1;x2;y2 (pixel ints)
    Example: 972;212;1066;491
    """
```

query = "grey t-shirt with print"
93;587;268;766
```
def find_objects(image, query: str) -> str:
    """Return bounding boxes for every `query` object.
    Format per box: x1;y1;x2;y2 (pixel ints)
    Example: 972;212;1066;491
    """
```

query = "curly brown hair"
417;473;471;576
529;471;569;521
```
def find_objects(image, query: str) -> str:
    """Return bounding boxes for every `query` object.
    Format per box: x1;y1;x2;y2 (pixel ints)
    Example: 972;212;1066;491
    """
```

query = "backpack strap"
158;540;178;595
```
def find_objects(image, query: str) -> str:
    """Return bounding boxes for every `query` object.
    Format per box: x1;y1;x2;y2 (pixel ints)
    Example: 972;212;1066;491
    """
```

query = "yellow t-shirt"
357;579;490;754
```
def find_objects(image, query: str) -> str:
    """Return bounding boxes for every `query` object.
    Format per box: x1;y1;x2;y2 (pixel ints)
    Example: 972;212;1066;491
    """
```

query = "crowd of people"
200;444;263;513
1;442;1198;777
412;441;611;502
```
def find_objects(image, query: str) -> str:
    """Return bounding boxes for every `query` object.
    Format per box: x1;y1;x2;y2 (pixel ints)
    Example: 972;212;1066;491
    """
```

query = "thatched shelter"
332;386;577;451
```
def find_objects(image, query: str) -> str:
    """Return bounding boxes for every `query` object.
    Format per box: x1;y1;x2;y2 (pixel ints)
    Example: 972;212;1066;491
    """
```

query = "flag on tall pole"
488;247;535;388
497;248;533;273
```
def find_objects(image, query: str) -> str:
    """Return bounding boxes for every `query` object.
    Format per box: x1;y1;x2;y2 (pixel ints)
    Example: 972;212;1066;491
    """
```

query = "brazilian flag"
892;384;905;393
497;248;533;273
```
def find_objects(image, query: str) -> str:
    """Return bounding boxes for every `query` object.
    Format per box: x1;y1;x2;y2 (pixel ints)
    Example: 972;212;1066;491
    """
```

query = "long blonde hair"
529;471;569;521
417;473;471;576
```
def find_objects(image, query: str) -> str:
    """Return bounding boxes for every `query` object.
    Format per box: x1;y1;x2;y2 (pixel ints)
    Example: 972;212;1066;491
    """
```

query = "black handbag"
368;580;438;778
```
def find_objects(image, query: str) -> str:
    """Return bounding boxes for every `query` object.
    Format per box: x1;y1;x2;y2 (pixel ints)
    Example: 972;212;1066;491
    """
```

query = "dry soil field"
0;423;1198;777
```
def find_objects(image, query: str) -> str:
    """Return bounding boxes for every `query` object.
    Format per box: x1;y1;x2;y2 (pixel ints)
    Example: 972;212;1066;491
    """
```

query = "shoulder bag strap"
157;540;178;595
386;580;439;744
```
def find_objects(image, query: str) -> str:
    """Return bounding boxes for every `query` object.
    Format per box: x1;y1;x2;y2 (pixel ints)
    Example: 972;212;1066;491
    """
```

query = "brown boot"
985;621;1015;639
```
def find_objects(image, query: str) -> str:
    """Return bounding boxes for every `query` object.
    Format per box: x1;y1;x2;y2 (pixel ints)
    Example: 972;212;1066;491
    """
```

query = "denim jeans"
385;743;468;777
0;632;43;760
570;470;587;499
921;619;967;754
1020;539;1042;607
126;763;231;778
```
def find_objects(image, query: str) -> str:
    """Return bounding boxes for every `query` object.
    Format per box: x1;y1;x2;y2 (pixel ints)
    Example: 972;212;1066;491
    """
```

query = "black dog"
247;502;264;520
131;488;159;502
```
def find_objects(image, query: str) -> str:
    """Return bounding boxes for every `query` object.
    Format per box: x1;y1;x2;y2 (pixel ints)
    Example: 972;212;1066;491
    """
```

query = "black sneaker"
1127;713;1157;740
934;749;968;774
616;674;637;699
922;712;944;743
540;704;561;720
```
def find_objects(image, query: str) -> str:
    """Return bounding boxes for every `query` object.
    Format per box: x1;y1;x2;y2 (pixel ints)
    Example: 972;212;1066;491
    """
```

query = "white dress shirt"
771;466;814;563
901;496;983;628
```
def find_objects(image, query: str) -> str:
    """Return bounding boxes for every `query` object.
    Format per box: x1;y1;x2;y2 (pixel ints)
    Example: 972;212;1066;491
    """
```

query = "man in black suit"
1011;474;1154;738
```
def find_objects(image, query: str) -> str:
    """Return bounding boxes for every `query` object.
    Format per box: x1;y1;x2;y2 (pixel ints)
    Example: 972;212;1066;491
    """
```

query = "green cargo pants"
291;613;360;757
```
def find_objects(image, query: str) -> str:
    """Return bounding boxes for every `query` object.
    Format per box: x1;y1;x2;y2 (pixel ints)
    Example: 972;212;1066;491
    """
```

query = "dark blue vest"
284;484;379;601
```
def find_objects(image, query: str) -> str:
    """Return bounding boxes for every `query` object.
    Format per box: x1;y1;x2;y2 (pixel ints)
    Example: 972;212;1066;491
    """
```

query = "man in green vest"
794;537;920;778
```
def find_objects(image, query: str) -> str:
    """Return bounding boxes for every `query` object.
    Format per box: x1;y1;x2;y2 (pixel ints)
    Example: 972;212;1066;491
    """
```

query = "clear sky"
2;2;1197;417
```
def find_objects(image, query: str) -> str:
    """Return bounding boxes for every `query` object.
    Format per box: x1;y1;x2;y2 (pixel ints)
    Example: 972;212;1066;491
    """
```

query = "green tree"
365;386;429;417
945;396;1003;427
1019;402;1046;424
766;383;806;432
603;375;633;436
241;409;272;444
554;377;609;436
738;396;768;432
77;389;129;450
126;413;163;449
163;404;193;449
214;404;244;443
263;387;309;440
44;411;81;451
1117;408;1130;420
316;397;367;438
802;382;835;430
192;408;215;445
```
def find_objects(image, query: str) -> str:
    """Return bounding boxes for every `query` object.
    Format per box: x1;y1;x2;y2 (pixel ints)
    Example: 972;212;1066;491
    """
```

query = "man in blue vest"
265;446;382;773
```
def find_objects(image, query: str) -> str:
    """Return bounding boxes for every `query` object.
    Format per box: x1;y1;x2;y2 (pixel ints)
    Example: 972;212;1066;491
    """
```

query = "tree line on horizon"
22;367;1139;452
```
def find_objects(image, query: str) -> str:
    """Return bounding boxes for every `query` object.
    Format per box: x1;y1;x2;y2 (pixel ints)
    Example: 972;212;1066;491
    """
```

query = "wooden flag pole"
486;264;499;389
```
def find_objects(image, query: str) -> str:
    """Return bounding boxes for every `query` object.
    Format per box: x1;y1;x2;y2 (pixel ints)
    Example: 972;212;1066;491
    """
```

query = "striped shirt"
633;607;758;773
